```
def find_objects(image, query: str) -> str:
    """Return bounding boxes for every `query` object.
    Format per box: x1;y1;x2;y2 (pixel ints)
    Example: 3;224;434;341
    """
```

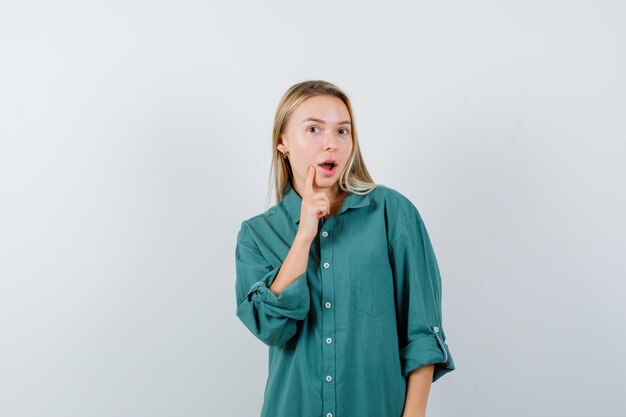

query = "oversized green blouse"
234;182;455;417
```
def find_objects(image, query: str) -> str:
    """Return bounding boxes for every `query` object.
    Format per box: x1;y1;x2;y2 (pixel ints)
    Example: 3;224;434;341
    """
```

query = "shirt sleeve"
389;204;455;383
234;221;311;347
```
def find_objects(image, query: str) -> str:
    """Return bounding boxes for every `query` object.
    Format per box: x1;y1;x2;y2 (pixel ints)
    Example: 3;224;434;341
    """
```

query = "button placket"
319;223;336;416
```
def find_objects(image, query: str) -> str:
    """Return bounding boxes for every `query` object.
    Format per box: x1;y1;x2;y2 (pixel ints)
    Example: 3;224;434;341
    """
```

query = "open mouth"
318;161;337;175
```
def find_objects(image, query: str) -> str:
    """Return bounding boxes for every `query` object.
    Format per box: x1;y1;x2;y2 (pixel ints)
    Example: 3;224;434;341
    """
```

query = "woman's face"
278;94;353;196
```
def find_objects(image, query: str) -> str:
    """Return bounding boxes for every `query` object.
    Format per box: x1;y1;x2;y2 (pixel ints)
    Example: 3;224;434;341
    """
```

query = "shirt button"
326;375;333;382
323;262;330;269
324;302;332;309
434;326;439;332
326;337;333;344
326;413;333;417
322;231;328;237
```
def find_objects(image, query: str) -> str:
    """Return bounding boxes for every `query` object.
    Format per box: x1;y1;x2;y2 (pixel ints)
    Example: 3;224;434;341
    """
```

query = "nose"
321;131;339;150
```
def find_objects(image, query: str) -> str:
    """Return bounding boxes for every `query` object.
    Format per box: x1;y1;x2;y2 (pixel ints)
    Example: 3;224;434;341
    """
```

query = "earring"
282;151;288;159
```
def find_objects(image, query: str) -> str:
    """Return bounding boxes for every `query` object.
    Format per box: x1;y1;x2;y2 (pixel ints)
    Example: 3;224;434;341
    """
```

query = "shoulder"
237;201;283;241
369;184;423;224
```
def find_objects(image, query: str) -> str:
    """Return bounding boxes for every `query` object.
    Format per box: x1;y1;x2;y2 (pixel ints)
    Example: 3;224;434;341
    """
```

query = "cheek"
288;144;316;167
293;141;318;157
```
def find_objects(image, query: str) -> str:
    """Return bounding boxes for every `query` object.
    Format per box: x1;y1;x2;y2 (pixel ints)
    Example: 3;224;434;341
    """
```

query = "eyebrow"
302;117;351;125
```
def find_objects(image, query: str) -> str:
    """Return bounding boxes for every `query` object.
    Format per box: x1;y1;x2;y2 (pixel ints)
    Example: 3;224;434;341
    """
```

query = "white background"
1;1;625;416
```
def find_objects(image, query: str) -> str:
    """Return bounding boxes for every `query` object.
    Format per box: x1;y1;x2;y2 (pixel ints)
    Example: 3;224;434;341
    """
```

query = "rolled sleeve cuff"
400;326;455;382
245;266;310;321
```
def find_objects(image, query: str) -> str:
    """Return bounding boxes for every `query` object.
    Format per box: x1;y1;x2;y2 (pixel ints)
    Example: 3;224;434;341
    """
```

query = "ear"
277;135;287;153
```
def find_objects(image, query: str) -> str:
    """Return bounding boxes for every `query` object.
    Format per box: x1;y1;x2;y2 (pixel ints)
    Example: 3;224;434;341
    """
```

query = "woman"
234;80;455;417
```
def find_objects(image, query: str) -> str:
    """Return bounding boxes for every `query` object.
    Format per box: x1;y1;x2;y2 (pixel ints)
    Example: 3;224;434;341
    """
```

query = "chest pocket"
349;254;394;317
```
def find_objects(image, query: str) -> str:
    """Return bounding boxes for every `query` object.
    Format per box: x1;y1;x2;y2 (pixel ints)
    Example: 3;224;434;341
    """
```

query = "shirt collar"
281;182;370;224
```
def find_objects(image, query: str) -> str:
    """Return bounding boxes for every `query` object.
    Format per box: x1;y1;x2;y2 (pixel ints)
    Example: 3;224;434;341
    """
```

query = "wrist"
294;232;313;246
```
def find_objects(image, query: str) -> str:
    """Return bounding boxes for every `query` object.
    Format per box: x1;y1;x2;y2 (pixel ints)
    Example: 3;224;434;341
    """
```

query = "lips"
318;159;338;176
318;158;338;169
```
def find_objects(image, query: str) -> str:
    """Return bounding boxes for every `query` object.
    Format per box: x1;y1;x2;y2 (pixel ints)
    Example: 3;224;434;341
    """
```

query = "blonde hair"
267;80;380;206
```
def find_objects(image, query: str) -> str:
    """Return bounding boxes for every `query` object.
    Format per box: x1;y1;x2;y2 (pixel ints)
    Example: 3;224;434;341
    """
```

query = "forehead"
293;95;350;122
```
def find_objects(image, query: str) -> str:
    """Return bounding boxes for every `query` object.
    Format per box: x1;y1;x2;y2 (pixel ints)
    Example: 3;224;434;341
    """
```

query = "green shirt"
235;182;455;417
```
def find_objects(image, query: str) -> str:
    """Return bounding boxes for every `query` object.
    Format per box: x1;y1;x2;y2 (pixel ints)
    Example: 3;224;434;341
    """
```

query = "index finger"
304;165;315;196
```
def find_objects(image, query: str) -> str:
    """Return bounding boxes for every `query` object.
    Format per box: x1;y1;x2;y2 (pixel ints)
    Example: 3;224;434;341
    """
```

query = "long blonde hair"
267;80;380;206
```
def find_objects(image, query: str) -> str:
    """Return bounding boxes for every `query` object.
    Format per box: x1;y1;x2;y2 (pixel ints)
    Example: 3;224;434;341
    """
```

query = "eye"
339;128;350;135
307;126;320;133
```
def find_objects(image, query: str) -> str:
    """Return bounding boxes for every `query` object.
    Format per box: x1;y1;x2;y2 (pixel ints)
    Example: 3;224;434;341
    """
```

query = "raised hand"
297;166;330;242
